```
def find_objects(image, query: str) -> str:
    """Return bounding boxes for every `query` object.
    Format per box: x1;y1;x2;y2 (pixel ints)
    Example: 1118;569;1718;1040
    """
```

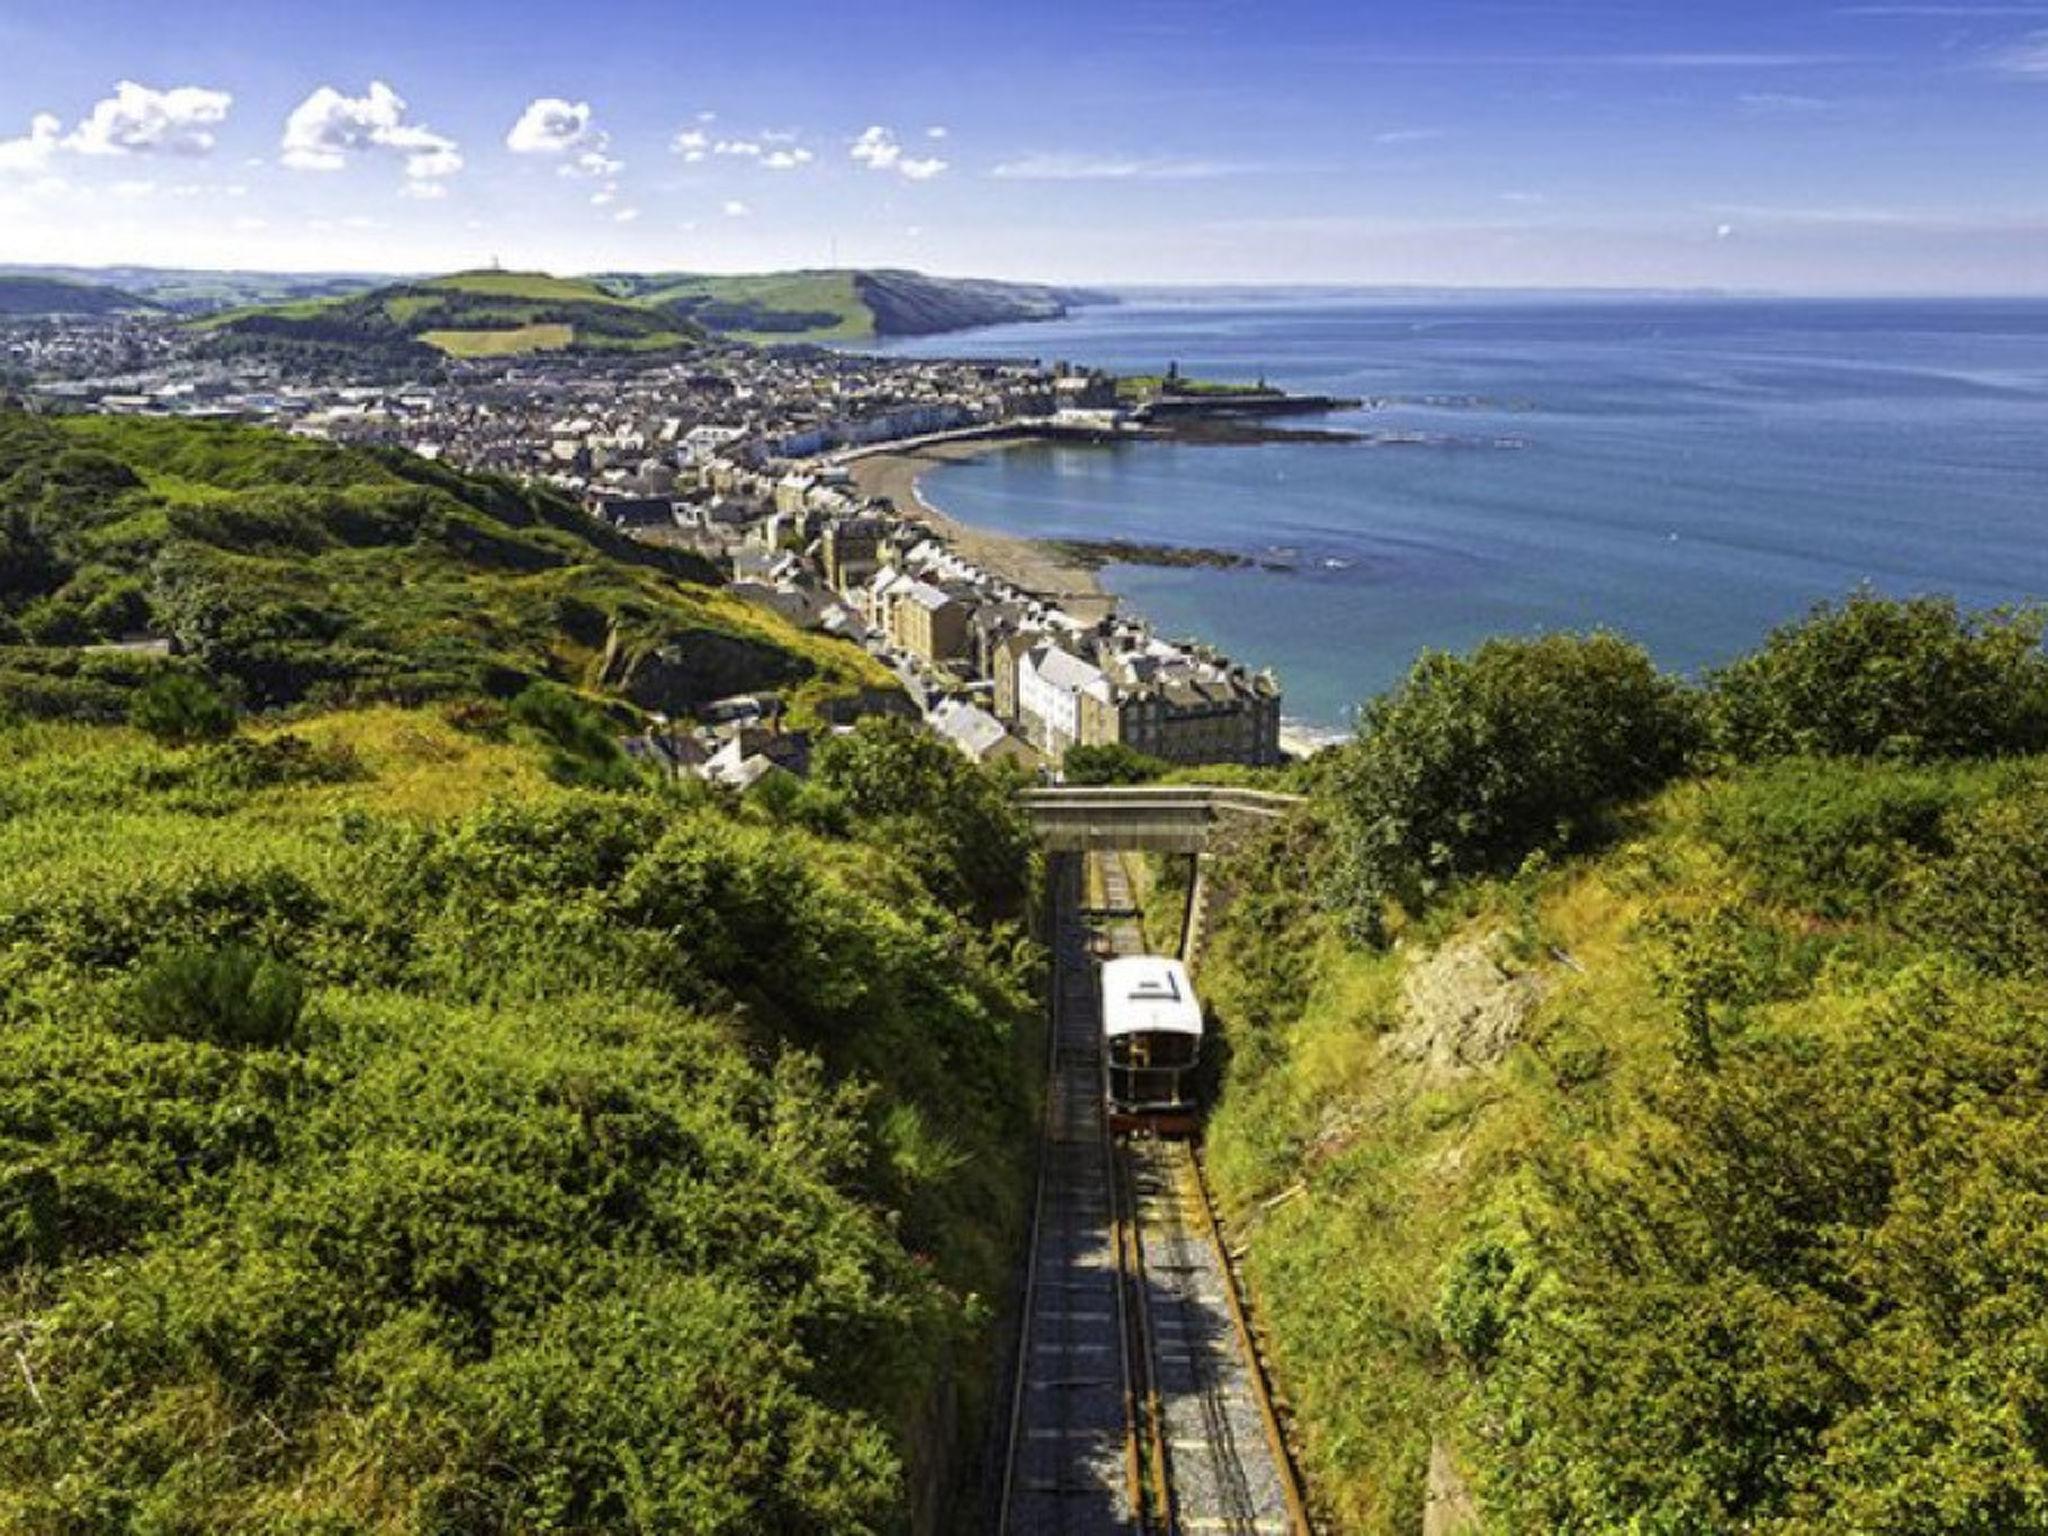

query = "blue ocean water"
874;296;2048;732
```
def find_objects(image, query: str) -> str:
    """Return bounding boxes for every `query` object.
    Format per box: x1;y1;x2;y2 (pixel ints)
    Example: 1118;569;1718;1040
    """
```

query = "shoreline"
843;432;1352;752
844;436;1119;621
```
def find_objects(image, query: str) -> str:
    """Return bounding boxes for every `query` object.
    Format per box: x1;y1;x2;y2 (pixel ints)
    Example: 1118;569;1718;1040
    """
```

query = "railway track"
1000;852;1307;1536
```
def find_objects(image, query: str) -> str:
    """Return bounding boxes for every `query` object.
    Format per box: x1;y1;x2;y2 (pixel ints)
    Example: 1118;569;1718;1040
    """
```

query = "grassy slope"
1194;754;2048;1532
0;706;1039;1529
629;271;874;343
0;411;892;721
0;274;157;317
196;271;697;357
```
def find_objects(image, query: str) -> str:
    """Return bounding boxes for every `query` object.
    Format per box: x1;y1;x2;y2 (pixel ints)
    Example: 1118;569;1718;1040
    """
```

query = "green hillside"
0;273;158;317
196;270;702;363
597;267;1107;344
1;265;385;314
1181;598;2048;1533
0;707;1040;1530
0;410;889;723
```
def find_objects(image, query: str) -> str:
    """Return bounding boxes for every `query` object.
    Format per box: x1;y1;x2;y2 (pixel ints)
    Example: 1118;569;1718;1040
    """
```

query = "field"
419;322;577;356
195;270;702;361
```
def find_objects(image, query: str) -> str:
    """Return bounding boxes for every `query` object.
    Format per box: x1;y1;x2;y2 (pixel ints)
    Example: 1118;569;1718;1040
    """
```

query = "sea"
872;294;2048;734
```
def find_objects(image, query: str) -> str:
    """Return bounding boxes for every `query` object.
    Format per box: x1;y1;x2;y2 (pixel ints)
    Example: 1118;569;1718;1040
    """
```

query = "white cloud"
0;113;62;173
614;207;640;223
926;125;949;139
672;128;708;161
1994;31;2048;74
990;152;1243;180
1373;127;1445;145
763;147;813;170
281;82;463;184
851;125;947;180
400;180;448;200
722;199;750;217
851;124;902;170
507;97;594;154
506;98;621;178
566;148;622;179
716;138;763;157
68;81;231;157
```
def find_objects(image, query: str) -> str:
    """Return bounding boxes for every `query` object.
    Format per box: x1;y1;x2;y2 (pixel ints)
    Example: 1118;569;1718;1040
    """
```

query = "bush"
1701;758;1996;918
1331;632;1698;937
1908;779;2048;977
1708;592;2048;762
1063;741;1168;786
129;670;236;745
509;681;639;790
811;717;1037;925
129;942;307;1049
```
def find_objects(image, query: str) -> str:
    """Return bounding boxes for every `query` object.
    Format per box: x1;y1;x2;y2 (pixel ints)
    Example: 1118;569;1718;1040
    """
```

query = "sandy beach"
844;437;1118;621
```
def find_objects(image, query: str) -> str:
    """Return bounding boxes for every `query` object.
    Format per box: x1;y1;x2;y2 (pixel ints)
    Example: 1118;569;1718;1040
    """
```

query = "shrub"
1708;592;2048;762
1330;632;1698;938
129;670;236;745
1063;741;1168;785
1701;758;1994;918
509;681;639;790
129;943;307;1049
1908;779;2048;977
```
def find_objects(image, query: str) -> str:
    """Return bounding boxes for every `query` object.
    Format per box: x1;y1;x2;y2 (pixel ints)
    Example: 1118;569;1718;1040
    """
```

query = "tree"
1063;741;1168;786
811;718;1036;924
1330;632;1698;938
129;671;236;746
1708;591;2048;763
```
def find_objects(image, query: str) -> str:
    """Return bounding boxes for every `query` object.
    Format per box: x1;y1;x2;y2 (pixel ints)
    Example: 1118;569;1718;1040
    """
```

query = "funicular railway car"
1102;955;1204;1134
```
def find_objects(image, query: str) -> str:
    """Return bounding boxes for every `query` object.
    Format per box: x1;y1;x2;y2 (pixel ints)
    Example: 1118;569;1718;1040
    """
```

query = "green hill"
597;267;1111;344
0;273;159;317
1179;599;2048;1533
0;395;1041;1529
0;264;384;315
0;704;1037;1531
0;410;889;722
196;270;702;363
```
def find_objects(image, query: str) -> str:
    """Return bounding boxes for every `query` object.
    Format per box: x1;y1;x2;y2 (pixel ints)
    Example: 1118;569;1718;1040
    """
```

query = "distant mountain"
196;271;703;364
0;264;385;315
1;262;1111;348
0;274;160;318
594;268;1116;344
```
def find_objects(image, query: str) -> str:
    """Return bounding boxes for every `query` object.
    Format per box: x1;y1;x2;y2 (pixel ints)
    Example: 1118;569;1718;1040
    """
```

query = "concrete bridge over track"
1018;785;1305;855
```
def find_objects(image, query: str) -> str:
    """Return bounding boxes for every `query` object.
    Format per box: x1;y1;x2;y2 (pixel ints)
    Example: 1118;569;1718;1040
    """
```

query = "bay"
875;295;2048;731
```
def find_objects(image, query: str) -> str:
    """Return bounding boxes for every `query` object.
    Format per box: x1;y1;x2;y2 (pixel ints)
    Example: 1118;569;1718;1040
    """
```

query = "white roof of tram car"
1101;956;1204;1041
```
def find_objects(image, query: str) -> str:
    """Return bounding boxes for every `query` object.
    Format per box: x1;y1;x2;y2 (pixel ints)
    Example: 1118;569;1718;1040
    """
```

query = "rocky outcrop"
1385;932;1547;1075
595;625;812;715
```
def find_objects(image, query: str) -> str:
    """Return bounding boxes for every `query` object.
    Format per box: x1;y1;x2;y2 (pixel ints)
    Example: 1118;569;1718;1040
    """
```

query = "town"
4;309;1290;781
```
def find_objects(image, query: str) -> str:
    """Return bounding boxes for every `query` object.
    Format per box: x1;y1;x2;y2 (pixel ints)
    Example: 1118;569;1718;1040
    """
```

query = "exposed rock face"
1386;932;1546;1075
596;626;812;715
854;270;1114;337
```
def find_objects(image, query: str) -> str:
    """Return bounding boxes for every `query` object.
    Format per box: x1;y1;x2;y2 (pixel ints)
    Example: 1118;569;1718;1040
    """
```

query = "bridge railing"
1018;784;1306;852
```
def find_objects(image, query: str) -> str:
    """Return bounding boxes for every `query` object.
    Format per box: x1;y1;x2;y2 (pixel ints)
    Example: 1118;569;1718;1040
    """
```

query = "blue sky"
2;0;2047;289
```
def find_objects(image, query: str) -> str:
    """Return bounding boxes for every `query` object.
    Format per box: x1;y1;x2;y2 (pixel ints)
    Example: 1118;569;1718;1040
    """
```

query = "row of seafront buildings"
615;458;1284;774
